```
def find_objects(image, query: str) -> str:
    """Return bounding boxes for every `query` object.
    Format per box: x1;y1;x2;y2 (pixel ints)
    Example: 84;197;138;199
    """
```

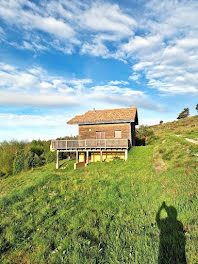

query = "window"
114;130;122;138
96;131;105;139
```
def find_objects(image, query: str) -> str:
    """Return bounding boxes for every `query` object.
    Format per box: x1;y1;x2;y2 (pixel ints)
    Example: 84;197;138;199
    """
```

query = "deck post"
86;151;89;164
125;150;128;161
100;150;103;162
68;152;71;160
76;150;79;163
56;150;59;169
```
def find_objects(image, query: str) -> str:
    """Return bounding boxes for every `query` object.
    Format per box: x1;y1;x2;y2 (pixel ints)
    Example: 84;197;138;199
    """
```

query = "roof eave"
67;119;136;125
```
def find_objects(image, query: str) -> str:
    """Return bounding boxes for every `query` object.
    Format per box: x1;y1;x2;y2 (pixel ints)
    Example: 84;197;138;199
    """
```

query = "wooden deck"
51;139;129;151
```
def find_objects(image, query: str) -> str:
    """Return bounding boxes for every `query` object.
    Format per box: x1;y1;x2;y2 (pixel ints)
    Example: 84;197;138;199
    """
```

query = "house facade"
51;107;138;168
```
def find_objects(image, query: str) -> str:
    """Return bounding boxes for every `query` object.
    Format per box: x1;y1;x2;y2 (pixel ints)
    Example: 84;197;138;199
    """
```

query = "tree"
196;104;198;112
160;120;163;124
177;108;189;119
13;153;25;174
30;140;44;156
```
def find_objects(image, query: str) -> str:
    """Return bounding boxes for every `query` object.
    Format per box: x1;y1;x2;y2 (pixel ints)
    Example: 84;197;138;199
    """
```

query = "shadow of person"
156;202;187;264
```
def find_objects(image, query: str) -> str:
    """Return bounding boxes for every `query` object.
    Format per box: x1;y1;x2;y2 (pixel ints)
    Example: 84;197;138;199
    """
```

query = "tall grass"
0;146;197;263
0;117;197;263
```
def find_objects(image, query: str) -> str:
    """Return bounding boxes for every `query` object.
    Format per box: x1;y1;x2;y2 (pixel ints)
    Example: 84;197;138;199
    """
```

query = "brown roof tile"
67;107;138;125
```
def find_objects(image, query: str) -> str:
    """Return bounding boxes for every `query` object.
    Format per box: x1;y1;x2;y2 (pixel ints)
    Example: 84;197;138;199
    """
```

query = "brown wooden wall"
79;123;133;142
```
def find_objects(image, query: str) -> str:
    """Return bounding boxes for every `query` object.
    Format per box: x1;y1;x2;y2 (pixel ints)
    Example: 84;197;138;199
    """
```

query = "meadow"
0;116;197;263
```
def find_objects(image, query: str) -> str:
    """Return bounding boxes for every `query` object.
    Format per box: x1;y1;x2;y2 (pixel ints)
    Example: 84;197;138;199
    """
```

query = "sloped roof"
67;107;138;125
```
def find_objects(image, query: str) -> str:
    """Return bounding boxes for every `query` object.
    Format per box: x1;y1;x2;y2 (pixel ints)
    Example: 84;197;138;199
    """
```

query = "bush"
33;154;41;167
30;140;44;156
24;152;45;170
0;141;25;176
45;151;56;163
136;125;156;145
0;171;5;177
35;154;45;166
24;152;35;170
135;136;145;146
177;108;189;119
13;153;25;174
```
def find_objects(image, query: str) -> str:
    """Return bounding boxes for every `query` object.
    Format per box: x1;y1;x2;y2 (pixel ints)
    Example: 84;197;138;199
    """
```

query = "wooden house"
51;107;138;168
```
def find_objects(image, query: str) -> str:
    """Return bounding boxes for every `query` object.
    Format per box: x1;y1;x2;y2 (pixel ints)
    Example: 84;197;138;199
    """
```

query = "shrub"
136;125;156;145
177;108;189;119
13;153;25;174
0;141;25;176
24;152;35;170
45;151;56;163
30;140;44;156
0;171;5;177
33;154;41;167
135;136;145;146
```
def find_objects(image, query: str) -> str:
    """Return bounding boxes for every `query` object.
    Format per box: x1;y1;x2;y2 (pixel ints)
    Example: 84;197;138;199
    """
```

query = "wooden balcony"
51;139;129;151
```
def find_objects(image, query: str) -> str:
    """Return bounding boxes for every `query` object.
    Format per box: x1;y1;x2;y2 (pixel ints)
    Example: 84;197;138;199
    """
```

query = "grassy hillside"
0;117;198;263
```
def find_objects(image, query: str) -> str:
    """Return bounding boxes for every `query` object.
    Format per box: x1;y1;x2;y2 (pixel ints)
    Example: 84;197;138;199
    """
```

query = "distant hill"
151;115;198;139
0;116;197;263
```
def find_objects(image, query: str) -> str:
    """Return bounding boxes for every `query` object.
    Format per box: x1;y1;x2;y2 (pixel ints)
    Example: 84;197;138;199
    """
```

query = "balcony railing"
51;139;129;150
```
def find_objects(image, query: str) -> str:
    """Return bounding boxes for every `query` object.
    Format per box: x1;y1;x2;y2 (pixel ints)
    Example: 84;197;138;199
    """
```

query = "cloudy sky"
0;0;197;141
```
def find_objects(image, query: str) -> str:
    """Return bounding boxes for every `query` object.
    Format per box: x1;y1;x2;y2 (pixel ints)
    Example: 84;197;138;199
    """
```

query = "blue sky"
0;0;198;141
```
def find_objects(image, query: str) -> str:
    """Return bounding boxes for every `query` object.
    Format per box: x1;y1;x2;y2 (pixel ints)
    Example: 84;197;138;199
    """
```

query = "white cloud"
0;0;138;57
108;80;129;85
0;62;161;110
89;85;162;111
121;35;162;56
80;2;136;36
91;85;143;96
0;0;76;40
0;0;79;54
0;91;78;107
123;0;198;95
0;113;78;141
2;0;198;96
81;39;110;58
129;74;140;82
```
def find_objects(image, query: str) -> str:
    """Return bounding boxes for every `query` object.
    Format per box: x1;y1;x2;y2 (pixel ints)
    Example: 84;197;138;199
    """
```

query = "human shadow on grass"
156;202;187;264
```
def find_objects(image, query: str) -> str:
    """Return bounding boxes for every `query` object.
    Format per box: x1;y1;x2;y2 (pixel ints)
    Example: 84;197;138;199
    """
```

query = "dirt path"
185;138;198;144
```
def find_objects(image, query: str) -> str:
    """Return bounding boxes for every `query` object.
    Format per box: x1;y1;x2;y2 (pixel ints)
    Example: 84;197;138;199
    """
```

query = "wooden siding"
79;123;131;141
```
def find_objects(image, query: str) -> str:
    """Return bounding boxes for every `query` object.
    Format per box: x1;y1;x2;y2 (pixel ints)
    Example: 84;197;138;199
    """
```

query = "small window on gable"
114;130;122;138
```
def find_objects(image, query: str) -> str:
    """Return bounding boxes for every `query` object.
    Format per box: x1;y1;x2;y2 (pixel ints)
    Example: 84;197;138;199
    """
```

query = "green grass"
0;117;198;263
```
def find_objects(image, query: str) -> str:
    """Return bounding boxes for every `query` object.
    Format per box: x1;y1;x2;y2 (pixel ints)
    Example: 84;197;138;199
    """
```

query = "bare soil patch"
154;159;165;174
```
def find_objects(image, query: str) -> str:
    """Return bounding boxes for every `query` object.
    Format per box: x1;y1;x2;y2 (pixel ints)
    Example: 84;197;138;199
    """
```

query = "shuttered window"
114;130;122;138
